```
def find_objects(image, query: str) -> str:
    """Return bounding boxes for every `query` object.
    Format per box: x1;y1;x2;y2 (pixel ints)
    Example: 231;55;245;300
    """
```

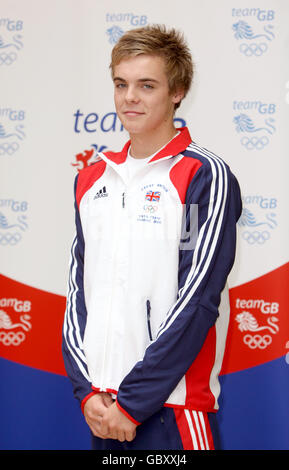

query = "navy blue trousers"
91;407;220;450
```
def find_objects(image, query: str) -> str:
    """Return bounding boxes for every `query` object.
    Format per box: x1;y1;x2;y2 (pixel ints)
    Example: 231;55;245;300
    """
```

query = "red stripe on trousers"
173;408;195;450
202;411;215;450
174;409;215;450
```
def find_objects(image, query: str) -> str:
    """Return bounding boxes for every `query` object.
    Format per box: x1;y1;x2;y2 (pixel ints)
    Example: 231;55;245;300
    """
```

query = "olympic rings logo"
0;331;25;346
242;230;270;245
243;334;272;349
143;205;158;213
239;43;268;57
0;142;19;156
0;52;17;66
0;232;22;245
240;136;269;150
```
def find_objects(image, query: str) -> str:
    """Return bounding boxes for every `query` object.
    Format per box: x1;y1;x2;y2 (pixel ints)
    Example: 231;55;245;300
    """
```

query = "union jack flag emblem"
145;191;161;202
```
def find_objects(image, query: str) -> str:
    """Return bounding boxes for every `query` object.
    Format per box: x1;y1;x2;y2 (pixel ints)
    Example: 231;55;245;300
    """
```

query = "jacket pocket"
146;299;153;342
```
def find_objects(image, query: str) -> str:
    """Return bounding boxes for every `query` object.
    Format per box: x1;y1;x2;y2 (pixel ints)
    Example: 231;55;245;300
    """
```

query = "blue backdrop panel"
0;358;90;450
1;356;288;450
217;356;289;450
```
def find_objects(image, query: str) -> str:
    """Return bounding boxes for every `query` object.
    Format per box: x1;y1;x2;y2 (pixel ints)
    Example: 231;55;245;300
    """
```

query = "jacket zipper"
101;193;125;390
146;299;153;341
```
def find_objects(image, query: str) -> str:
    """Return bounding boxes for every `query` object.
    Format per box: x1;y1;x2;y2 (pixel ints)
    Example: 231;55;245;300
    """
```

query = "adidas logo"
94;186;109;199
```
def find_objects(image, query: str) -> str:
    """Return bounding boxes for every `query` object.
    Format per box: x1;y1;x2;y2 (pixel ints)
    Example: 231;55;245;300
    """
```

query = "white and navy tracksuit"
62;127;242;450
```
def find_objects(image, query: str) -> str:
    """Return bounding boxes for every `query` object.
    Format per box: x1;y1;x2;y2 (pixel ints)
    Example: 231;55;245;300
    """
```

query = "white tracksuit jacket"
62;127;242;424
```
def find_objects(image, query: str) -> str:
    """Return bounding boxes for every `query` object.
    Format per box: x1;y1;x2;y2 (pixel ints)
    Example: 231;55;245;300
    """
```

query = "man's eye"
115;83;126;88
143;84;153;89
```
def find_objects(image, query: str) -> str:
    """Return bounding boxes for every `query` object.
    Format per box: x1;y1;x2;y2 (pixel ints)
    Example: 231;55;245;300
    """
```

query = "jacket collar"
100;127;192;165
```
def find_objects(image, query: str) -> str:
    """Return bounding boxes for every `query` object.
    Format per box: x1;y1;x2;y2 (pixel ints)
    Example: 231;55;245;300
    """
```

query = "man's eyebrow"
137;78;159;83
113;77;159;83
113;77;126;82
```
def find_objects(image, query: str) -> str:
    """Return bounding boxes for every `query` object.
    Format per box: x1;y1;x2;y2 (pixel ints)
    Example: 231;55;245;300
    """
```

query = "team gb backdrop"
1;0;288;450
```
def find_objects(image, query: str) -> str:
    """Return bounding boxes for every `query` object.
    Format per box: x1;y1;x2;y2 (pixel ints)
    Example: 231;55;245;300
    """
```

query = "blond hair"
110;24;194;109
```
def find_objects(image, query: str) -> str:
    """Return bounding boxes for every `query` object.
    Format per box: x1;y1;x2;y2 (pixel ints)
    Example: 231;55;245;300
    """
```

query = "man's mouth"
124;111;144;116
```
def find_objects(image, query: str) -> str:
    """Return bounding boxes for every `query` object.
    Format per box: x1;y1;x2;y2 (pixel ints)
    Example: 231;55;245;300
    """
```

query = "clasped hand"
84;392;137;442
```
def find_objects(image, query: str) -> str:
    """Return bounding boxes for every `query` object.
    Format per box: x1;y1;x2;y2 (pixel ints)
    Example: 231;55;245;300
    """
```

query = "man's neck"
129;126;178;159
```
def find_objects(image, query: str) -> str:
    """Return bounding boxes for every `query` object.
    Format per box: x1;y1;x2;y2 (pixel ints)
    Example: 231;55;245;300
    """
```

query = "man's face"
113;54;182;137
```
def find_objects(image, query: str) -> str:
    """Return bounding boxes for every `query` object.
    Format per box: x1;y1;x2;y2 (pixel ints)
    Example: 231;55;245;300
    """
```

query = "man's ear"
172;89;185;105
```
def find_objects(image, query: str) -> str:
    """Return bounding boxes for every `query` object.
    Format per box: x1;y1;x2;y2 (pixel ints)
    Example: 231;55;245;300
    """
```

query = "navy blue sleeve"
62;175;92;406
116;153;242;424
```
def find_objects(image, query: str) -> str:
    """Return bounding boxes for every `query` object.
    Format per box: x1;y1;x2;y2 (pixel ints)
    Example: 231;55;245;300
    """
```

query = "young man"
62;25;242;450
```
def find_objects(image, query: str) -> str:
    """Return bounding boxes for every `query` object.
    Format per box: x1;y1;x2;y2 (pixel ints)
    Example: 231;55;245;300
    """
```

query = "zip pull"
146;300;153;342
122;192;125;208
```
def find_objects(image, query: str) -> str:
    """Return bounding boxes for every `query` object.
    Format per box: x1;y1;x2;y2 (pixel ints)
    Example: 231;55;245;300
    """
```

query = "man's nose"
125;85;139;103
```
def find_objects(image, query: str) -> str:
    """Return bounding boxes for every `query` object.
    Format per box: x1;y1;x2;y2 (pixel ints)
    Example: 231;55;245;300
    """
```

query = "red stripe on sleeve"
169;156;202;204
115;399;141;426
81;391;97;414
